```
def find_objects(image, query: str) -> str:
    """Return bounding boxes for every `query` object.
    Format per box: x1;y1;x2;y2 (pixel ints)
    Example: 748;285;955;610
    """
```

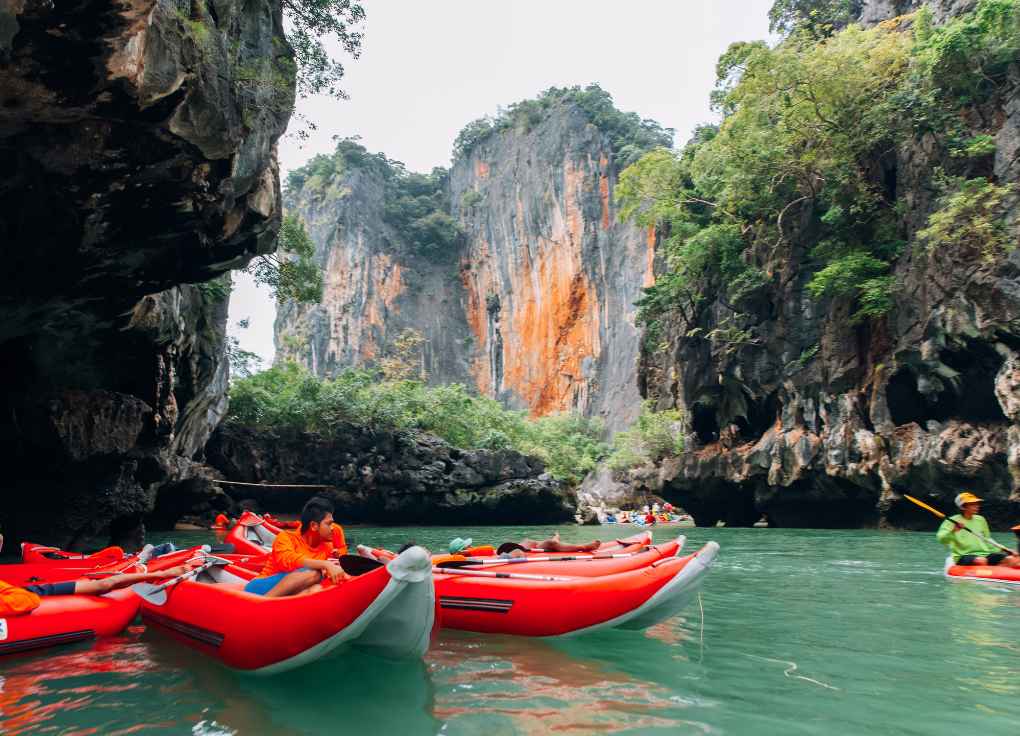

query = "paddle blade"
131;583;167;606
903;494;947;519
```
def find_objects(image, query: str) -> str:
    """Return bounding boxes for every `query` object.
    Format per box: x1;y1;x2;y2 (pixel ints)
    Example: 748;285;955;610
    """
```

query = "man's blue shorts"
244;568;312;595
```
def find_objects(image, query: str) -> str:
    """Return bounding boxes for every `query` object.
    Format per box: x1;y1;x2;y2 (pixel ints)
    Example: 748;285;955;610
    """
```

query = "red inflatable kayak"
0;589;139;656
944;556;1020;585
20;543;126;566
224;511;348;557
141;546;436;673
434;541;719;637
360;535;685;578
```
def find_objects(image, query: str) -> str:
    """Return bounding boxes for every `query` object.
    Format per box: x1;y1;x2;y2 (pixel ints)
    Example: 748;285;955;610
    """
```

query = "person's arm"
301;557;349;583
935;517;960;545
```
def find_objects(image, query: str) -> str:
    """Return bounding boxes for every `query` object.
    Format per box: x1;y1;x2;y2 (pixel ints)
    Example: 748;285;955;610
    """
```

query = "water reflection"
143;628;439;736
430;630;712;734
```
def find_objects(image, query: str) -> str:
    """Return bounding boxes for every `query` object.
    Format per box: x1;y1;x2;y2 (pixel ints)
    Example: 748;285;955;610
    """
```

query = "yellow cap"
954;492;983;508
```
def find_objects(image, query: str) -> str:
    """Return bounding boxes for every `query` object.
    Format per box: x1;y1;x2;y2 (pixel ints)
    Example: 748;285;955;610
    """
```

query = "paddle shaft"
454;548;652;565
903;495;1015;555
433;566;573;582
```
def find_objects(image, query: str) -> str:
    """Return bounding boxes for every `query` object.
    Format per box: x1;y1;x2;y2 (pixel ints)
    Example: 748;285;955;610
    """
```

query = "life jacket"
331;525;348;556
463;545;495;556
0;581;41;617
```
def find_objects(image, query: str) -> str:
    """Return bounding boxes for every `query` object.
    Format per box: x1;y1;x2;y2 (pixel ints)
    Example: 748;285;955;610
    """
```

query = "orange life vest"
0;580;41;616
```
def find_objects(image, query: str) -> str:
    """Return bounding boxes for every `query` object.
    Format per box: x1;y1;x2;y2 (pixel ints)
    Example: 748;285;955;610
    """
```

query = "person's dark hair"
397;541;416;553
301;496;334;533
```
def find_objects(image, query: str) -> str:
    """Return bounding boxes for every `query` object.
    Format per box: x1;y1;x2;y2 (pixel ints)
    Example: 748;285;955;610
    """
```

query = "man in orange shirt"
243;497;349;597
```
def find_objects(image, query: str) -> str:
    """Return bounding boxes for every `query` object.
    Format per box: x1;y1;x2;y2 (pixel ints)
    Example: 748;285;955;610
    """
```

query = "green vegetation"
227;319;263;379
196;273;231;303
286;138;462;258
247;215;323;303
227;364;607;484
919;177;1017;261
452;84;674;168
282;0;364;100
618;0;1019;333
606;402;686;471
768;0;863;36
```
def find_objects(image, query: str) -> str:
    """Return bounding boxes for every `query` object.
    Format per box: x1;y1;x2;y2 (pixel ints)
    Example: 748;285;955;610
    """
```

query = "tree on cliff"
248;214;323;302
284;0;365;100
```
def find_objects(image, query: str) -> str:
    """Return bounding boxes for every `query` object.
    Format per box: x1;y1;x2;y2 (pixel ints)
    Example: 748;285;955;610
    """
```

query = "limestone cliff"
450;106;657;429
276;92;665;431
623;0;1020;528
0;0;293;547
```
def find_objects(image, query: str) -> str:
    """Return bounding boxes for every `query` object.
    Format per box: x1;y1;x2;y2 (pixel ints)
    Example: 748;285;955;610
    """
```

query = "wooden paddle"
131;556;231;605
903;494;1015;555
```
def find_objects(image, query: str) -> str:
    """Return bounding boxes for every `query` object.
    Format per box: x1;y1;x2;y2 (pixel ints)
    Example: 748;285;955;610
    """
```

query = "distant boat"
602;515;696;529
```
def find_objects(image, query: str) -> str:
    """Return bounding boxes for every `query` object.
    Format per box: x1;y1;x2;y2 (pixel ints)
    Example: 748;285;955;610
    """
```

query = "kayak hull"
0;589;139;657
435;542;719;637
944;555;1020;585
364;536;686;579
141;546;435;672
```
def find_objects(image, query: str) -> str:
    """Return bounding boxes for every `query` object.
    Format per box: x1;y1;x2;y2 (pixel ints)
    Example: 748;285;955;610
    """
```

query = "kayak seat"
338;555;383;577
196;565;253;586
245;525;275;548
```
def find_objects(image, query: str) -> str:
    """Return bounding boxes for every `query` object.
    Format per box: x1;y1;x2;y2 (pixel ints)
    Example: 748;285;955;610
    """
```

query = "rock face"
451;108;655;429
632;4;1020;528
276;166;474;383
276;102;657;431
206;423;573;524
0;0;293;547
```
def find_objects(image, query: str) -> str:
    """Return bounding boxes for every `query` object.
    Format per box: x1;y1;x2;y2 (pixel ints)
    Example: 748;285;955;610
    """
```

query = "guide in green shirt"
936;492;1020;567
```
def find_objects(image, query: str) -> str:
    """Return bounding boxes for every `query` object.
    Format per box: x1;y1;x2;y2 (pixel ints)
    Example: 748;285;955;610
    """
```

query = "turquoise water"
2;526;1019;735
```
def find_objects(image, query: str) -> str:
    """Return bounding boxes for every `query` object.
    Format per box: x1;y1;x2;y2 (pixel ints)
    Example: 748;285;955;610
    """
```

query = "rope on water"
742;654;840;691
697;592;705;664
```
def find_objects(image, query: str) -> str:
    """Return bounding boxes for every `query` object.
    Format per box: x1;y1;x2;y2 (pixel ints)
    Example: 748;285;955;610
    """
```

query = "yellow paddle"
903;494;1015;555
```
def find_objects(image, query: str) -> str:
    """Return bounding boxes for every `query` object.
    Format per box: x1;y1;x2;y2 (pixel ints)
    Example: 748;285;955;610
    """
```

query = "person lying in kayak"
243;496;350;597
936;492;1020;567
497;533;602;556
0;562;200;617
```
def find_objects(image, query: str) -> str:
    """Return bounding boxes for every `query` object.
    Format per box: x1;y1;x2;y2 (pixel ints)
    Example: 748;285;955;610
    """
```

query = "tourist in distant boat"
243;497;350;597
497;533;602;556
213;513;232;529
936;493;1020;568
644;512;656;525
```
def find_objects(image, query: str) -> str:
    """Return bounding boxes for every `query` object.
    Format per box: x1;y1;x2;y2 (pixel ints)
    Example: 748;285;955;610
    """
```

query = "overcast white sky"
228;0;775;367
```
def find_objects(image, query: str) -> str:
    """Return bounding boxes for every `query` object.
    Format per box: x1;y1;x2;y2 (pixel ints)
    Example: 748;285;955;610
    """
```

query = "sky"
228;0;775;367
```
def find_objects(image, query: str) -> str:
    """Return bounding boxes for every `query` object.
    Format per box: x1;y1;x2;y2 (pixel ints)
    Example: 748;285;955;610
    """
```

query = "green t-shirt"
935;514;997;561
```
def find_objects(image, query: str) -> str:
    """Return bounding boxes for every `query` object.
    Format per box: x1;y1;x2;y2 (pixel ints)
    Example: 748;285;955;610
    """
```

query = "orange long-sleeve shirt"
259;529;334;577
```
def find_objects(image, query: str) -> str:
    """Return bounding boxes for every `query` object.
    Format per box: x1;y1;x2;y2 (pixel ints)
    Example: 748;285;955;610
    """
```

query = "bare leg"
530;533;601;553
73;565;194;595
264;569;322;598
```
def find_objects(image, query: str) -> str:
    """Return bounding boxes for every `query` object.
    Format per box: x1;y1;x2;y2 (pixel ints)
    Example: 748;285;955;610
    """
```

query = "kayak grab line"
742;654;840;691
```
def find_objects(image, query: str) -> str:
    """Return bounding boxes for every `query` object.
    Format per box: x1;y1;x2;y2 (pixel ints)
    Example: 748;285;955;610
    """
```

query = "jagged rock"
205;422;573;524
634;4;1020;529
0;0;293;548
277;103;655;432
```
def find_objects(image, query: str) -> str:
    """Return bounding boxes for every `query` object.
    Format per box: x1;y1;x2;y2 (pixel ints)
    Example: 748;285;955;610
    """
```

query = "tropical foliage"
286;138;462;257
452;84;674;168
618;0;1019;333
246;215;323;303
227;364;607;483
606;402;687;471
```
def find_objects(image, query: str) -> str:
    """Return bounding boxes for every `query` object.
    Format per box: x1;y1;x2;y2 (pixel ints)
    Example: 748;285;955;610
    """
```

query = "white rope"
697;592;705;664
743;654;840;691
